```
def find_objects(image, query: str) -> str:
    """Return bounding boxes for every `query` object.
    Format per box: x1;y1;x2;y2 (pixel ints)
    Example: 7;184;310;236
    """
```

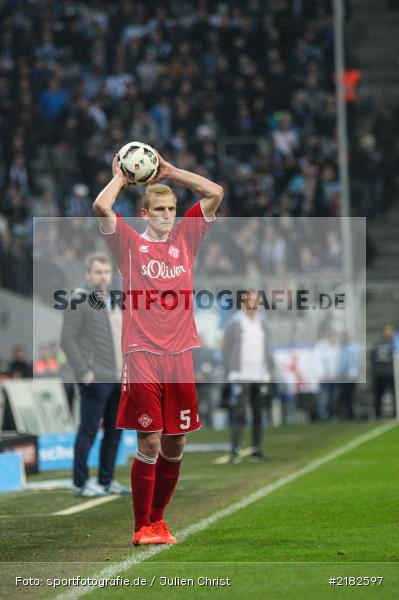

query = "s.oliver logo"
141;260;187;279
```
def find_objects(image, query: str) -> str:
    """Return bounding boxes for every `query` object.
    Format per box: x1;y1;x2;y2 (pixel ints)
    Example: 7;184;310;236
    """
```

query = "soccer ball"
117;141;159;185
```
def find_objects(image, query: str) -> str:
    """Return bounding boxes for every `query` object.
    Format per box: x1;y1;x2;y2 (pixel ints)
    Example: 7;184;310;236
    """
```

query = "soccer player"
93;151;223;545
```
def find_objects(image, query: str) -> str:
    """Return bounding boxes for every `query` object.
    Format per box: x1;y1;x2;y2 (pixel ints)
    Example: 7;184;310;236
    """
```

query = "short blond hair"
143;183;176;210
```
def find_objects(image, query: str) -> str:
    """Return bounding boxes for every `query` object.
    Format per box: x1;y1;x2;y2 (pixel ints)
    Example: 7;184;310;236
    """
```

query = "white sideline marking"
26;478;73;491
55;420;397;600
214;446;253;464
52;496;119;516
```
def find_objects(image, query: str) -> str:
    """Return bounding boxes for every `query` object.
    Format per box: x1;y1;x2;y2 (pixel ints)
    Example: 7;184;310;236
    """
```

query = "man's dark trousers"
74;382;122;487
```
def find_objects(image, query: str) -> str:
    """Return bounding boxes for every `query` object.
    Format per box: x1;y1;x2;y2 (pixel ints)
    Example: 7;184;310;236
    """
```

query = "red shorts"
117;350;201;434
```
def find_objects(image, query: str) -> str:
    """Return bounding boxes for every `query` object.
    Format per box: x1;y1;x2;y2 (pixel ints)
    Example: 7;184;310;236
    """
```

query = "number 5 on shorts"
180;409;191;430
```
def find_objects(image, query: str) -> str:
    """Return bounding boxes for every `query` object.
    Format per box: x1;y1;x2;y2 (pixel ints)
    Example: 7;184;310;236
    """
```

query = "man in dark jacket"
61;252;128;497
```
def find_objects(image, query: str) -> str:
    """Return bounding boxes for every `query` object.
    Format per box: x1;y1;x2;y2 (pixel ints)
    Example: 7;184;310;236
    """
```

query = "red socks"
150;452;182;522
131;452;157;531
131;450;182;531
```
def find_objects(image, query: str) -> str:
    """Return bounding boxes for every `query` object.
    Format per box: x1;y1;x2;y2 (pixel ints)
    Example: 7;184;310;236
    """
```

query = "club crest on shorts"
168;245;180;259
138;414;152;428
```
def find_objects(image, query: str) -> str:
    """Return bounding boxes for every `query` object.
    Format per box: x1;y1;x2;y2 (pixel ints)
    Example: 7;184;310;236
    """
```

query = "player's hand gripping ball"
117;141;159;185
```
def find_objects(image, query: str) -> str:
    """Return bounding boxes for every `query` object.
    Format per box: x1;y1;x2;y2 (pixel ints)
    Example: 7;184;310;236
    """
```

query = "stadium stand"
0;0;380;298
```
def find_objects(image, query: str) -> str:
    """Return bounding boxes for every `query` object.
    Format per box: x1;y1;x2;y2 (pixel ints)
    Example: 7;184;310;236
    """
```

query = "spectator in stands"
299;245;320;272
320;165;341;215
64;184;92;218
272;111;299;159
33;343;61;378
340;60;362;137
324;230;342;268
8;154;31;196
30;190;60;218
371;324;395;418
353;134;384;218
222;291;272;463
38;78;69;135
260;224;287;274
8;345;32;378
60;252;128;497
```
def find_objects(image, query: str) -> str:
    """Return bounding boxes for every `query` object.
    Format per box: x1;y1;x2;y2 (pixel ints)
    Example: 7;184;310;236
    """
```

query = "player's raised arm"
154;152;224;219
92;154;129;232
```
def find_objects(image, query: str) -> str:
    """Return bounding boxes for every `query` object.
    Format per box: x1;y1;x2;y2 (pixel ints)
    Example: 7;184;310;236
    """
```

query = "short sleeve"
178;200;214;259
100;212;137;264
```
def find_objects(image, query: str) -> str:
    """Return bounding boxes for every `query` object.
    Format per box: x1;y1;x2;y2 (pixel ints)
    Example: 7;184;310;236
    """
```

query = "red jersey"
101;200;213;355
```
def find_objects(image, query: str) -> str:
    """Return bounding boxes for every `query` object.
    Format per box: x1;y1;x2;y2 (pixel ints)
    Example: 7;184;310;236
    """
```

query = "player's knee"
137;431;161;457
174;434;186;456
140;439;161;457
161;434;186;460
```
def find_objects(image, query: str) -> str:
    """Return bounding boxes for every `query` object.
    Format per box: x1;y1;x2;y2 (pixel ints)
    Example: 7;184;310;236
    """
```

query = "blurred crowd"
31;214;347;302
0;342;64;380
197;217;346;276
1;0;392;295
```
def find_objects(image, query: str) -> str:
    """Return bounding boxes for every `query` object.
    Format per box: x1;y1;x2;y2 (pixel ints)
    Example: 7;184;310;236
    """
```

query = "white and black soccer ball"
117;141;159;185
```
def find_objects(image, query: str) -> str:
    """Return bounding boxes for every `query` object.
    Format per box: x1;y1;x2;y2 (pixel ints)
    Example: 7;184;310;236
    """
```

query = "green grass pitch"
0;421;398;599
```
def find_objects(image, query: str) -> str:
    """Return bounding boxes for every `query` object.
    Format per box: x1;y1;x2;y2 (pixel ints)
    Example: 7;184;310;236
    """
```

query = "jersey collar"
141;231;168;242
